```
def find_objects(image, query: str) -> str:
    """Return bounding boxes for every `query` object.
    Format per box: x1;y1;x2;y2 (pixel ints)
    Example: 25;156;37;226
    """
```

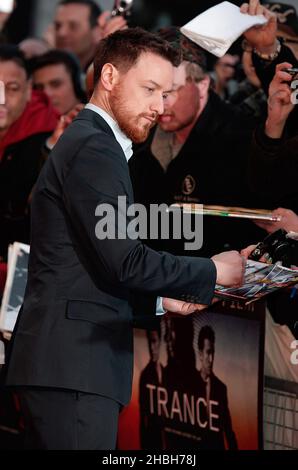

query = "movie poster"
118;300;265;450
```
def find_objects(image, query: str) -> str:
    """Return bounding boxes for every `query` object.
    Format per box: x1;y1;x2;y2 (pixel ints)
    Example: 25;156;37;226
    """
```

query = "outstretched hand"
265;63;295;138
162;297;211;316
98;11;127;39
241;0;277;52
254;208;298;234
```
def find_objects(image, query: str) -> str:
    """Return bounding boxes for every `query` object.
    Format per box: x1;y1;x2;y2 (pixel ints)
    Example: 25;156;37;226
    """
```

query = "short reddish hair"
93;27;181;86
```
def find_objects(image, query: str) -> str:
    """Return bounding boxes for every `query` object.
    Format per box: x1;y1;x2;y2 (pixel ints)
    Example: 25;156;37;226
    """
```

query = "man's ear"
197;75;211;98
100;63;120;91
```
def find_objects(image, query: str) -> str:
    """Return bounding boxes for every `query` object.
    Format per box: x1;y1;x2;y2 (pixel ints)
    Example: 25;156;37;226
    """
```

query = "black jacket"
0;132;51;259
5;109;216;405
249;125;298;213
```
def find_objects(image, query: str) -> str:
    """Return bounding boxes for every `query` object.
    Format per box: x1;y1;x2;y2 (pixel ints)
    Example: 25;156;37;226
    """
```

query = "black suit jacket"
197;372;238;450
6;109;216;405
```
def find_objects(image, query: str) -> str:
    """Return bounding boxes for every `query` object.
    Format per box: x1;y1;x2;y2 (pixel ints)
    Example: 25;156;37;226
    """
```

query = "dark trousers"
17;387;120;450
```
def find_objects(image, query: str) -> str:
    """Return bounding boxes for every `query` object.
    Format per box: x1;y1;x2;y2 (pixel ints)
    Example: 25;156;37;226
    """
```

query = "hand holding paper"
180;1;268;57
241;1;277;52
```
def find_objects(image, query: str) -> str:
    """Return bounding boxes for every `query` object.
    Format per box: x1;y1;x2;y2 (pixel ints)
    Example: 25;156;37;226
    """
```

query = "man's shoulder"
202;92;256;132
56;112;121;158
5;131;51;150
66;110;114;141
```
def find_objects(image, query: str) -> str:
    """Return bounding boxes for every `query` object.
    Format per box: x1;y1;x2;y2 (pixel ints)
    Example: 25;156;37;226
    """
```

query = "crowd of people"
0;0;297;450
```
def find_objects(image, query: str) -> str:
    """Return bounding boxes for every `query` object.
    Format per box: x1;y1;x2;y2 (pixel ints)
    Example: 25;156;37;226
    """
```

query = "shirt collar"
85;103;133;162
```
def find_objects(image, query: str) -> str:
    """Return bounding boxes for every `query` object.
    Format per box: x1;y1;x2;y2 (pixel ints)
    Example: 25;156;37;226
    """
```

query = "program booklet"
180;1;267;57
215;260;298;304
170;203;282;221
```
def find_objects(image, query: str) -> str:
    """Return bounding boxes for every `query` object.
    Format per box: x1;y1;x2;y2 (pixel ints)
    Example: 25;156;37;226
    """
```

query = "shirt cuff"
156;296;165;315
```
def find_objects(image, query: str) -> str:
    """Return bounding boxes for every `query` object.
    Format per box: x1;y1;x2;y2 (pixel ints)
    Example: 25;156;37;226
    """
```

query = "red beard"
110;85;157;143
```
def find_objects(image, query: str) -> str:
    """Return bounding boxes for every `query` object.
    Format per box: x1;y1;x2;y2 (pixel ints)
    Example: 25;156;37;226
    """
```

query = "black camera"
111;0;133;18
249;229;298;267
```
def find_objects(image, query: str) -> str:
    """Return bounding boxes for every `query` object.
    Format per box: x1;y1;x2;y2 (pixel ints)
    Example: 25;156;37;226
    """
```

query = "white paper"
0;0;14;14
180;1;267;57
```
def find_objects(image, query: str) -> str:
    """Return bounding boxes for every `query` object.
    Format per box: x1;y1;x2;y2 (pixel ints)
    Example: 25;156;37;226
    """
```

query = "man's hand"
98;11;127;39
241;0;277;53
240;244;270;263
254;208;298;234
162;298;210;316
265;62;294;139
241;244;257;259
265;63;295;138
211;250;246;287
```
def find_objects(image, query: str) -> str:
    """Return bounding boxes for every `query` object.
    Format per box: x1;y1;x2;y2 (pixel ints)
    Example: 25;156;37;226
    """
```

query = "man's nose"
57;24;69;37
43;85;55;99
0;81;5;105
163;92;177;111
151;94;164;116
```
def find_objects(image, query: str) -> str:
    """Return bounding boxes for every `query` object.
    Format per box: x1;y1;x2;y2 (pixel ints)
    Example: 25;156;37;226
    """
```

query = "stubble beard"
110;86;156;143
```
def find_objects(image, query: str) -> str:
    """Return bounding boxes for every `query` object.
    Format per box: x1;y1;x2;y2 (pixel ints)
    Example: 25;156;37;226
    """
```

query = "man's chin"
0;121;8;131
158;121;176;132
131;133;148;144
130;127;151;144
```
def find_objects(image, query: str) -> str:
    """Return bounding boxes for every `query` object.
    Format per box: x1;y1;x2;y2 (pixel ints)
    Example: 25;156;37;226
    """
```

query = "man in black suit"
196;325;238;450
5;28;244;449
139;327;165;450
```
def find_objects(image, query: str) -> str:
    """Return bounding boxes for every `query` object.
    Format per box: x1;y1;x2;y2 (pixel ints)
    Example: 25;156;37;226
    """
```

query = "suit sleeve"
62;133;216;305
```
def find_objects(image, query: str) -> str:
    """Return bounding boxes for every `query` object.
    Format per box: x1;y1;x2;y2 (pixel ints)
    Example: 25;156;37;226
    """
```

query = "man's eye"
162;94;169;100
7;86;19;93
51;81;62;89
145;87;154;93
